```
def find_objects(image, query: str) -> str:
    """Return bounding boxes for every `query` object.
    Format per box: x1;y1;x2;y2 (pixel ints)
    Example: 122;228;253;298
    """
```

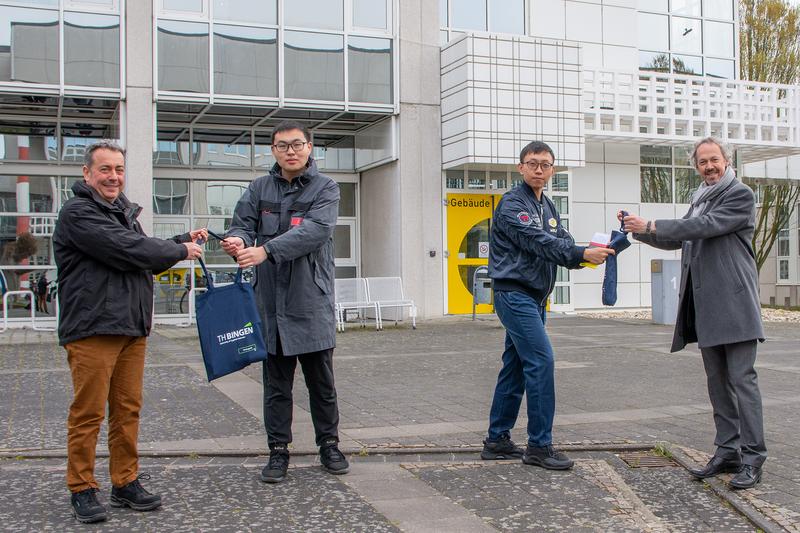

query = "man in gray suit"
621;137;766;489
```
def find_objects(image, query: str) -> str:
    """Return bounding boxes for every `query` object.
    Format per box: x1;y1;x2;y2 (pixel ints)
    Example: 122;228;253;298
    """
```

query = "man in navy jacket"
482;141;614;469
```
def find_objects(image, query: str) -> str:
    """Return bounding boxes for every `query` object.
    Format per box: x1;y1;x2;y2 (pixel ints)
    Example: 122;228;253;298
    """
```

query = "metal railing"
1;290;57;332
583;69;800;158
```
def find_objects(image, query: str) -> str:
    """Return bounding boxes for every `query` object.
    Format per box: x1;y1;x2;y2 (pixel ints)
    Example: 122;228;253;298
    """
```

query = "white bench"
366;276;417;330
334;278;380;331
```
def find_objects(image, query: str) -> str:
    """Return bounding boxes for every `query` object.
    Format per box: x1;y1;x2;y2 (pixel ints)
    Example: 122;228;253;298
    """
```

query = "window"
213;0;275;25
779;259;789;281
440;0;525;41
703;0;733;20
638;13;669;51
468;171;486;190
451;0;486;31
157;20;209;93
0;6;59;84
153;179;189;214
778;228;790;257
640;145;702;204
64;12;120;88
488;0;524;34
671;0;702;16
446;170;464;189
672;17;702;54
348;36;392;104
284;31;344;101
192;180;248;215
213;25;277;97
353;0;388;30
703;21;734;58
675;168;701;203
284;0;343;30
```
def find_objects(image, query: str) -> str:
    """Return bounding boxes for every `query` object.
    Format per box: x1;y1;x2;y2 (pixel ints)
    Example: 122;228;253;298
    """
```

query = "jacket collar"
71;180;143;224
269;156;320;188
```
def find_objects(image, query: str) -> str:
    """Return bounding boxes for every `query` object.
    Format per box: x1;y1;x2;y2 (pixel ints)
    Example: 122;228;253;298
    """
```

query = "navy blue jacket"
489;184;585;305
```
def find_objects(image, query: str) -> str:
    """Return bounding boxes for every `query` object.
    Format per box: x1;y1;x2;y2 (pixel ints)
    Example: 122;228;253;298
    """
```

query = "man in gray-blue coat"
622;137;766;489
223;120;348;484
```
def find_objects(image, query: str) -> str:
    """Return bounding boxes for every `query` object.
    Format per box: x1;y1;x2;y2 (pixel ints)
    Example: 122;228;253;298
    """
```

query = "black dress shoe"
729;464;762;489
689;456;742;479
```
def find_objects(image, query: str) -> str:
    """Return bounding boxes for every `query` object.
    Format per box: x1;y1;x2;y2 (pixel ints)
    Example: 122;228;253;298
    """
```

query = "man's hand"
189;227;208;243
220;236;245;258
236;246;268;268
621;214;650;234
183;242;203;260
583;247;615;265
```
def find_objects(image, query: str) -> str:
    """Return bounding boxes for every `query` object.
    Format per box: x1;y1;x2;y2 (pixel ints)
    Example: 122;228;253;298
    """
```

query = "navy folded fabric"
602;215;631;306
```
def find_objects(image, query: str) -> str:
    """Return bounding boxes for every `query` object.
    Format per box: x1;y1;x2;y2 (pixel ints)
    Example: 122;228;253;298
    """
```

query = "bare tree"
739;0;800;273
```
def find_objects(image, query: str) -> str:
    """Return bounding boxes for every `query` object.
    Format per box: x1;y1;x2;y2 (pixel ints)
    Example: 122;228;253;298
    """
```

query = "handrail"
2;290;35;333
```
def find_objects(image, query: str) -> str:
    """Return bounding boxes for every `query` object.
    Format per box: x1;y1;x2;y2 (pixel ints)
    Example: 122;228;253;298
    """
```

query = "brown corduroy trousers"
65;335;146;493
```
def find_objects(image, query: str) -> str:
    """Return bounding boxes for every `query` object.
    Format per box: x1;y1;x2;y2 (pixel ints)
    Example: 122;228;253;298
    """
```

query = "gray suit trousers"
700;339;767;467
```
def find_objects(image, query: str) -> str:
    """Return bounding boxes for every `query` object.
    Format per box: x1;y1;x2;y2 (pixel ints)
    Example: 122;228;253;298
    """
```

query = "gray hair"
689;137;733;167
83;140;126;167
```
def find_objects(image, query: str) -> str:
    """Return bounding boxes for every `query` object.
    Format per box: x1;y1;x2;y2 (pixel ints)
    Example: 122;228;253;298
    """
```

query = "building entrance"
446;193;502;314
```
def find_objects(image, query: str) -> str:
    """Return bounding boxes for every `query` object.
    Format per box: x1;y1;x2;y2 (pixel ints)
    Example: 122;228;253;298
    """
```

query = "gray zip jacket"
227;158;339;356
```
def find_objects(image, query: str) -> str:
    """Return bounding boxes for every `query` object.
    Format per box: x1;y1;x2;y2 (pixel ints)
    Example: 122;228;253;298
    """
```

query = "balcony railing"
583;69;800;161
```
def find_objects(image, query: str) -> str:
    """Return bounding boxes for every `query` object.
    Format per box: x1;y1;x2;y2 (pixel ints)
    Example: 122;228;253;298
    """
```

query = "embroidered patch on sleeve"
517;211;532;225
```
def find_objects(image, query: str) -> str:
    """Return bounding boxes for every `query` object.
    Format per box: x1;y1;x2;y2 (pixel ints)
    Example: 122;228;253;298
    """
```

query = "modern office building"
0;0;798;328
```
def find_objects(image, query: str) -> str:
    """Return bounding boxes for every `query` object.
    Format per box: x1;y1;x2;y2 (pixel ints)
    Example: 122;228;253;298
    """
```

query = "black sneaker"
71;488;107;524
481;435;524;460
109;474;162;511
260;444;290;483
522;444;575;470
319;439;350;475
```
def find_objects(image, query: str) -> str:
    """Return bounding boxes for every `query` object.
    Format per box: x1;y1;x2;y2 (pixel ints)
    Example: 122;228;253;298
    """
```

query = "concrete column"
396;0;444;317
122;1;155;233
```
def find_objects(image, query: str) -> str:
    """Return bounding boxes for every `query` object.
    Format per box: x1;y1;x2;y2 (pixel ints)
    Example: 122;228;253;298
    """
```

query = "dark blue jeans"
487;290;555;447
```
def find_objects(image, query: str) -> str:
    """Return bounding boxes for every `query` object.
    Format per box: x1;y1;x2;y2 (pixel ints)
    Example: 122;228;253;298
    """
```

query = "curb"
0;441;656;460
668;445;785;533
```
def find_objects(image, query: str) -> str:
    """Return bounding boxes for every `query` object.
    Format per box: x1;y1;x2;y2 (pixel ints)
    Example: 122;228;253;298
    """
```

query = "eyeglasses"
273;141;308;152
522;161;554;171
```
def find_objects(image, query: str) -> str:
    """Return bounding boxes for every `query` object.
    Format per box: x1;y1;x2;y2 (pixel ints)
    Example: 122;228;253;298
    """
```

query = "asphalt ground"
1;314;798;532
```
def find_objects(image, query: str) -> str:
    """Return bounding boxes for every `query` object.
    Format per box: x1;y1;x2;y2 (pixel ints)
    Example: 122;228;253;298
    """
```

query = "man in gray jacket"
621;137;766;489
222;120;347;483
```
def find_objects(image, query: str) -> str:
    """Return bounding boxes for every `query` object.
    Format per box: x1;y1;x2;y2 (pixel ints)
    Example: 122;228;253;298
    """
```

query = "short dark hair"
271;120;311;144
519;141;555;164
84;140;125;167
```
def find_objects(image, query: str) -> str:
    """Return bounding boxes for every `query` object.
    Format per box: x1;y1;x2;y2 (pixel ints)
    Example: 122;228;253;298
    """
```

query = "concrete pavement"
1;314;799;531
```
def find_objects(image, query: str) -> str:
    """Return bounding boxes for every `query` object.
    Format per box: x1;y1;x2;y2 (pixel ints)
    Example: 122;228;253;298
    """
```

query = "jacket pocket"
258;212;279;236
312;253;332;295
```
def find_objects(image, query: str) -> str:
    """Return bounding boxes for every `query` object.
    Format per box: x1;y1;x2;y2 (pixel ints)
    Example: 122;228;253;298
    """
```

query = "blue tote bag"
194;258;267;381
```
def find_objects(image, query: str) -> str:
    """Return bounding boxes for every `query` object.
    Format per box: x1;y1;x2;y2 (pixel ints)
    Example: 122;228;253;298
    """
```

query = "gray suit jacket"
636;178;764;352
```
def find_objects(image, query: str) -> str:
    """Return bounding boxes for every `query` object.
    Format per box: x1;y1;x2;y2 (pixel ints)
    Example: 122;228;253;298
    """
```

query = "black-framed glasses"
273;141;308;152
522;161;553;171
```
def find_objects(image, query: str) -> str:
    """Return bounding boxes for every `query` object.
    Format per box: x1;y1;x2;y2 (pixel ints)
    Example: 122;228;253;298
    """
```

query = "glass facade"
439;0;525;43
640;145;701;203
0;2;120;88
637;0;736;79
155;0;395;107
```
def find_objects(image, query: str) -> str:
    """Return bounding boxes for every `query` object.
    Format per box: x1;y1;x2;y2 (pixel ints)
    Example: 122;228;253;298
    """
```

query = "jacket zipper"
532;198;554;307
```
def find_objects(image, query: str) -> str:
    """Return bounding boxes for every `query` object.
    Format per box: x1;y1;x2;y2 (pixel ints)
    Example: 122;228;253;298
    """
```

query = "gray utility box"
651;259;681;325
472;266;492;320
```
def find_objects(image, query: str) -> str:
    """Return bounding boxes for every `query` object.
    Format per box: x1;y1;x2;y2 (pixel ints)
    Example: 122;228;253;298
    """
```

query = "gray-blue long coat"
227;159;339;356
635;178;765;352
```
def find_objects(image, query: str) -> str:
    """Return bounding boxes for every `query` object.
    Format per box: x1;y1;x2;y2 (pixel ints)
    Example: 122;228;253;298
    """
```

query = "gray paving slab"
1;314;799;531
0;457;400;532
